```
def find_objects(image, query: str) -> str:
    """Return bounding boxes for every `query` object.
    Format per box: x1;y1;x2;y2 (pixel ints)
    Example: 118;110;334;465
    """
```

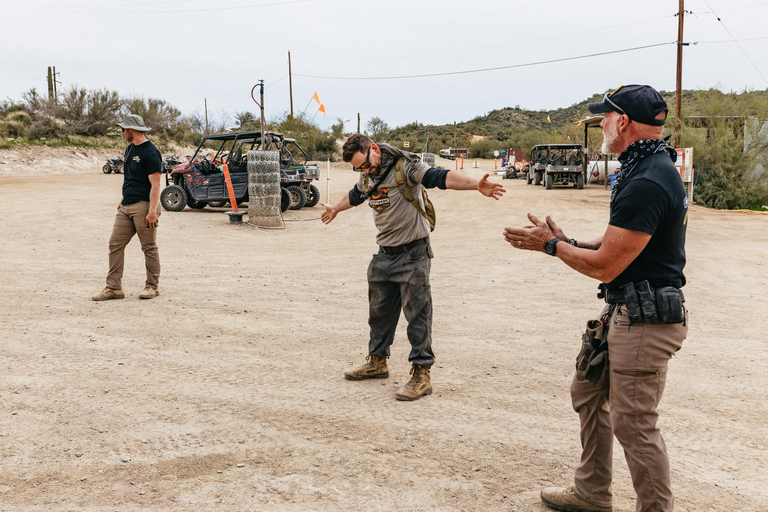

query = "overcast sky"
1;0;767;131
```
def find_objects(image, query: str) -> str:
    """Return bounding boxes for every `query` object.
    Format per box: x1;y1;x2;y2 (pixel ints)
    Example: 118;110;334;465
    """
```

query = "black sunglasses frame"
353;146;372;172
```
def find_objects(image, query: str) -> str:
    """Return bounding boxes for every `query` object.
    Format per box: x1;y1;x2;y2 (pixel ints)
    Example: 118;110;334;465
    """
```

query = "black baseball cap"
588;85;668;126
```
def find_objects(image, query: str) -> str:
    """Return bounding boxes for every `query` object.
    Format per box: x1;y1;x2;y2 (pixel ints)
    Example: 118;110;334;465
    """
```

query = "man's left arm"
422;167;505;199
145;152;162;228
146;173;161;228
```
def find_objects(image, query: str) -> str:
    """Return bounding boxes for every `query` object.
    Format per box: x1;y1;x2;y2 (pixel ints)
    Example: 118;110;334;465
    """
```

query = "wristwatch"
544;237;561;256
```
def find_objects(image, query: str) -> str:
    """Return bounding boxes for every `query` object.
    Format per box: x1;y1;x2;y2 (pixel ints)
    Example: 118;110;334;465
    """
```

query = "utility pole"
52;66;60;104
205;98;209;133
288;51;294;120
674;0;685;148
357;113;360;134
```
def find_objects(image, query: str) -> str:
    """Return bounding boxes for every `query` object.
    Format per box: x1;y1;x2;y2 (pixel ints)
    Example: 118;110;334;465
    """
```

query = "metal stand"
226;211;246;224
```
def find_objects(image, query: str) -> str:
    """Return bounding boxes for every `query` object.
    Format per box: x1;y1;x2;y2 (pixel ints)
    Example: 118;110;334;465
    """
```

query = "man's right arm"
320;192;354;224
545;215;602;250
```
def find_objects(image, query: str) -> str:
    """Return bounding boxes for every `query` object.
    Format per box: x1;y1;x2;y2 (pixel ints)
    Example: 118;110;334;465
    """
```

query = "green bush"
681;89;768;210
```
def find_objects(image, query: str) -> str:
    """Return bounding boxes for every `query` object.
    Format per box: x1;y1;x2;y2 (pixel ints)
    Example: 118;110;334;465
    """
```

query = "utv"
524;144;586;189
160;131;320;212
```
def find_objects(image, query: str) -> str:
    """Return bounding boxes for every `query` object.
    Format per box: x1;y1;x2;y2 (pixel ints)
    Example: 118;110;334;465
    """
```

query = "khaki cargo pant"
106;201;161;291
571;303;688;512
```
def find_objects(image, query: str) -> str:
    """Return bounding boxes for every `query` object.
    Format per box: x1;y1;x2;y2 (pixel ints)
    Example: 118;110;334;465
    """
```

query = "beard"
601;119;619;154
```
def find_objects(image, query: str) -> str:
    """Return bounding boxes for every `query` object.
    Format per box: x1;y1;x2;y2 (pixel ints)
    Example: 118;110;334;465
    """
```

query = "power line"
291;0;555;53
208;74;288;113
1;0;196;7
0;0;310;14
701;0;768;86
0;15;39;78
697;35;768;44
0;5;46;67
295;42;674;81
330;13;674;68
695;2;768;14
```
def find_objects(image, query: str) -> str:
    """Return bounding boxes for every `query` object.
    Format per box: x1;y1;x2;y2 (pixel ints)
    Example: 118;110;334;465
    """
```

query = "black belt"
380;237;427;254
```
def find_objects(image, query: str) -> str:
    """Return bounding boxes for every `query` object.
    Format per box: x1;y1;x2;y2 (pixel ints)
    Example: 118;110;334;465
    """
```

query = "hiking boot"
91;288;125;301
395;365;432;401
139;287;159;299
344;355;389;381
541;486;612;512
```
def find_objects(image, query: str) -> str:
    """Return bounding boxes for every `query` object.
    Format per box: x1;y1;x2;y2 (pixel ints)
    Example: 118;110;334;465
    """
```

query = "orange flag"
577;120;583;127
318;104;326;117
311;92;320;104
567;135;571;140
547;115;551;123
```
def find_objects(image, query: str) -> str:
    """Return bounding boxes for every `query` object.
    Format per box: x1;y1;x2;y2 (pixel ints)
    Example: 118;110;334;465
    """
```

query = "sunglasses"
352;146;372;172
603;85;629;119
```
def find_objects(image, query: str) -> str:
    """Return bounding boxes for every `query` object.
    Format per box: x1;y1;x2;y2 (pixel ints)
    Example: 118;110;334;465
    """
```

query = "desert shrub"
682;89;768;210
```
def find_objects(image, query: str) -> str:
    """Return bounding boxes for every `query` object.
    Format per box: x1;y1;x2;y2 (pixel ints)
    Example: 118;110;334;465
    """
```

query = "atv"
160;131;320;212
524;144;586;190
102;156;124;174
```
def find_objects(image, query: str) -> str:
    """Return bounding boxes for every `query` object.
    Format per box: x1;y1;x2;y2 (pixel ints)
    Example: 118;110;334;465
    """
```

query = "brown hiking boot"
139;287;159;299
91;288;125;301
395;365;432;401
541;486;612;512
344;355;389;381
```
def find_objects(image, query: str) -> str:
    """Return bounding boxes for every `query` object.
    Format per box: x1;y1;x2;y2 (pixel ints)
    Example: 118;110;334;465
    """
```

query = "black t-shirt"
122;141;162;205
606;152;688;290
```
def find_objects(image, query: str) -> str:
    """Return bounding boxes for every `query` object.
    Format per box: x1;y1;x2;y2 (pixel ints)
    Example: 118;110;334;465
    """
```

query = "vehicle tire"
545;173;553;190
533;171;542;186
305;184;320;207
525;168;532;184
102;165;111;174
208;200;226;208
188;199;206;209
160;184;188;212
280;187;291;212
577;172;585;189
286;185;307;210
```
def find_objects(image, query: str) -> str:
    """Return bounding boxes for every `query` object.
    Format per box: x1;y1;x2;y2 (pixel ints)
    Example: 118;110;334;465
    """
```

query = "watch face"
545;238;559;255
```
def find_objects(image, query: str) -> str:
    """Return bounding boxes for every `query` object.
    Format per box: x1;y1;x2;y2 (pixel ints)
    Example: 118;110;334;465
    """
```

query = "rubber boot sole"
395;387;432;401
344;371;389;381
92;293;125;301
541;493;612;512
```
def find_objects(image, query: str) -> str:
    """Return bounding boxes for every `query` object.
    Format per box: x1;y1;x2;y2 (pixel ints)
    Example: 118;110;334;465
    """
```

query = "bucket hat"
116;114;151;132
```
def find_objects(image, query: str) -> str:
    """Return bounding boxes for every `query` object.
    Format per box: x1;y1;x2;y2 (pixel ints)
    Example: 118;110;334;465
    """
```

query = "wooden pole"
205;98;209;133
674;0;684;148
357;113;360;134
288;51;294;120
52;66;59;104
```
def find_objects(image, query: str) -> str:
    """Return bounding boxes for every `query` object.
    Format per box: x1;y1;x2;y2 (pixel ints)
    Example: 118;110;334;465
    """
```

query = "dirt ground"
0;152;766;511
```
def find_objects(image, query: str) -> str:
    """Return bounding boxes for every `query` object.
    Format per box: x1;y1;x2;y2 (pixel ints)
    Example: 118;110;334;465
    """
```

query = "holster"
576;317;610;386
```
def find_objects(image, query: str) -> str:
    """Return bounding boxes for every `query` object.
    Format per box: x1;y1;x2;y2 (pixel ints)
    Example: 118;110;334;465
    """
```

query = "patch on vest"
369;187;390;212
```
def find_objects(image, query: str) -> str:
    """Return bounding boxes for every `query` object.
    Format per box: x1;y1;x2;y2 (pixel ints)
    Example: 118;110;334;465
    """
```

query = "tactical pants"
366;242;434;367
571;303;688;512
106;201;161;291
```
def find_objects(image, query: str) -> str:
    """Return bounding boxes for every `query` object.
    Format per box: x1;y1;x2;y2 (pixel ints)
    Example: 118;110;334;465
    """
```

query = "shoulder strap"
394;158;429;220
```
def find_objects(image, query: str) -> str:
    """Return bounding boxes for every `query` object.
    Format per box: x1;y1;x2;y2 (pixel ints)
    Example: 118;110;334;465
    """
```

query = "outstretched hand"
478;173;506;200
545;215;567;241
503;212;555;252
320;203;337;224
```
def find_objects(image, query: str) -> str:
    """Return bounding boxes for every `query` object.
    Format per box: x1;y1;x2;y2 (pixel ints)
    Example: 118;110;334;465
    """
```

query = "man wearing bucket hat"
503;85;688;512
92;114;163;301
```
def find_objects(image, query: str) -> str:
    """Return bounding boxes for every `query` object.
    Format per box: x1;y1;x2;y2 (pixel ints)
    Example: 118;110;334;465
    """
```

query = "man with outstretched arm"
322;134;505;401
504;85;689;512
